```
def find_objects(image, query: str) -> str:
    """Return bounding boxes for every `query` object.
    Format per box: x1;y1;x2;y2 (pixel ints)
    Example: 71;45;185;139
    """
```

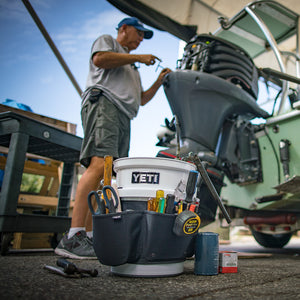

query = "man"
55;17;172;259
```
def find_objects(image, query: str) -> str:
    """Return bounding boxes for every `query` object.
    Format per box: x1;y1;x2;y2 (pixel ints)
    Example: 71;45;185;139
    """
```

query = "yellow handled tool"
102;155;113;213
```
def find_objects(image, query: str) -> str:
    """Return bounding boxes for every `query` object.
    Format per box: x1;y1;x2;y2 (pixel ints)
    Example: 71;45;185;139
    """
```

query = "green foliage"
20;173;44;194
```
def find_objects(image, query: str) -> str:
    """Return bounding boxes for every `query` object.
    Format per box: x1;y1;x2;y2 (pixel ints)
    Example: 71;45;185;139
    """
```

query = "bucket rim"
113;157;196;171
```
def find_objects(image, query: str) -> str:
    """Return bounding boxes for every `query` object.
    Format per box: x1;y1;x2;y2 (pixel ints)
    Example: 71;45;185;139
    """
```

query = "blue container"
194;232;219;275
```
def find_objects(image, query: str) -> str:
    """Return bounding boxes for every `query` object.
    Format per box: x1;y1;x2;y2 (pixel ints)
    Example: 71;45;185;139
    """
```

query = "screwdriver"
189;204;197;212
147;198;156;211
165;194;175;214
158;197;166;213
57;258;98;277
185;170;199;203
155;190;164;212
178;201;183;214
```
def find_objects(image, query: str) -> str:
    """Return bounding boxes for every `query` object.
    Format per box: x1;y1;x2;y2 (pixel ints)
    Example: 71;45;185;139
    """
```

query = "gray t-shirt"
83;34;143;120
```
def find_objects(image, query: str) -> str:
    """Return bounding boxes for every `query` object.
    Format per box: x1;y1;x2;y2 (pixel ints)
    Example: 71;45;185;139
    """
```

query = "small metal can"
219;251;238;273
194;232;219;275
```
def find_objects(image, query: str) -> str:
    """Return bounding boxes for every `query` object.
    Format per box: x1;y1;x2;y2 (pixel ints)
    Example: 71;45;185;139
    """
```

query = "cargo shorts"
79;91;130;168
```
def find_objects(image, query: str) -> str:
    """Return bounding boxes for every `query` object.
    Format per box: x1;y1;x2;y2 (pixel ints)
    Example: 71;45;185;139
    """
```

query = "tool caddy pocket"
91;210;143;266
89;204;195;266
140;212;194;263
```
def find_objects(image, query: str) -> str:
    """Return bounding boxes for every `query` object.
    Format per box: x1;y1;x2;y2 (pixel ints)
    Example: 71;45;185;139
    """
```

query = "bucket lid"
114;157;195;173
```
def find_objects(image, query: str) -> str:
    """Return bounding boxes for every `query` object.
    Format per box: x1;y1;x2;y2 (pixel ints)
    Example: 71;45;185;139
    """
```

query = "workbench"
0;112;82;253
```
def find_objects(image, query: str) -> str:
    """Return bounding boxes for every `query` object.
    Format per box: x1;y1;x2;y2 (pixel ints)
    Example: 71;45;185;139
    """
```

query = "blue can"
194;232;219;275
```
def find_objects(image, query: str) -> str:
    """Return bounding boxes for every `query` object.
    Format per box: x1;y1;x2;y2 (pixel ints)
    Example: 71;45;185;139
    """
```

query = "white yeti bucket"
113;157;196;203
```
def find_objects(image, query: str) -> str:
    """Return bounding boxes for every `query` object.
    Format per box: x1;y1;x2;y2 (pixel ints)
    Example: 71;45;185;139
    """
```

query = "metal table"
0;112;82;253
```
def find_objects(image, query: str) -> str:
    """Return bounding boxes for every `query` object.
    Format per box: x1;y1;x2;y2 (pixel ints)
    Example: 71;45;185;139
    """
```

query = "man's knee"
88;156;105;176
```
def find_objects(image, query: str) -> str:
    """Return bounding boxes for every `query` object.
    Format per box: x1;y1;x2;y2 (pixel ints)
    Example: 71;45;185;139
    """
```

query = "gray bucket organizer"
88;203;195;267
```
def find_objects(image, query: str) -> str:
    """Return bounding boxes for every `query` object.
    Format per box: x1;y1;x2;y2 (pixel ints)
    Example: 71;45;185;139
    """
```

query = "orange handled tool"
102;155;113;213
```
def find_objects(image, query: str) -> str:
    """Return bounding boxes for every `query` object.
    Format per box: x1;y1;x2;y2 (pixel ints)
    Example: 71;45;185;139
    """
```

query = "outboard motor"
157;34;269;224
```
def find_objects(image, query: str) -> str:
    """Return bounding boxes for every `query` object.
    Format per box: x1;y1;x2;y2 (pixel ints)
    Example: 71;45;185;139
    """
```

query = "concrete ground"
0;234;300;299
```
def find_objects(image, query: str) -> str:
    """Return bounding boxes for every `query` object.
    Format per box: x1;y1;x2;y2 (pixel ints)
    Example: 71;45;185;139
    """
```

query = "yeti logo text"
131;172;160;184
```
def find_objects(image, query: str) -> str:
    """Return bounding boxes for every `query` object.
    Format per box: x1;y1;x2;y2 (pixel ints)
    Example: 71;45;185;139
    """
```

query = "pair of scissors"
102;185;119;214
88;185;119;214
87;190;106;215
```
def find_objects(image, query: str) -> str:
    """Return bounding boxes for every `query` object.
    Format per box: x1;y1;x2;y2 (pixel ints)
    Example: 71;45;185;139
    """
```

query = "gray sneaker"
54;230;97;259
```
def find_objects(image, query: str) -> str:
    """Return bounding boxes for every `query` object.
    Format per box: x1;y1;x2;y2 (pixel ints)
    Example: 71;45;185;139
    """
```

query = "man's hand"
141;68;172;105
138;54;161;66
157;68;172;84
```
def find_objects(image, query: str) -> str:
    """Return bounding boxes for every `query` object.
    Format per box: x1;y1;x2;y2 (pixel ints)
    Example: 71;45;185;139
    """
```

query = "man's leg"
71;156;104;228
55;156;104;259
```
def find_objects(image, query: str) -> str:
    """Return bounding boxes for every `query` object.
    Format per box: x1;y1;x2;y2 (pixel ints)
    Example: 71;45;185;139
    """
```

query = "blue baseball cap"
117;17;153;39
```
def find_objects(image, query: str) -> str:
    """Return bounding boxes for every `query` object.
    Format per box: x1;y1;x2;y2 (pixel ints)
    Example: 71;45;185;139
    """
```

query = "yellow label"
183;216;201;235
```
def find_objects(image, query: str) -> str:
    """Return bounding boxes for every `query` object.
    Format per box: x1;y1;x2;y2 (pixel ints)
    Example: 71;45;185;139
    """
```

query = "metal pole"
296;17;300;95
21;0;83;96
245;5;288;115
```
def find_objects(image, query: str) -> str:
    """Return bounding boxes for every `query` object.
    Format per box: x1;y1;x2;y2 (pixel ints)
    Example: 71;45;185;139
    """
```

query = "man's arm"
93;51;159;69
141;68;172;106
